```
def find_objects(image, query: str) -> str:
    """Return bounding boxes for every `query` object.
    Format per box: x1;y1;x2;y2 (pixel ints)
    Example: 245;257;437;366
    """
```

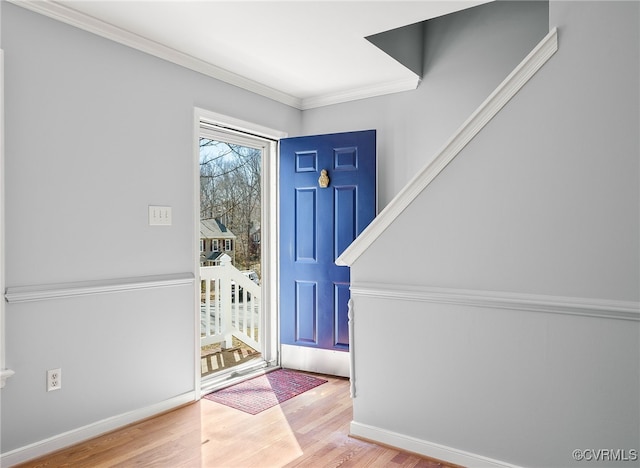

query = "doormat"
203;369;327;415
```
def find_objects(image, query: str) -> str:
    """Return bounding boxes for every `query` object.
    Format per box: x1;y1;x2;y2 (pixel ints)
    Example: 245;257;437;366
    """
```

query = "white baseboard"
281;344;350;377
1;391;196;467
350;421;522;468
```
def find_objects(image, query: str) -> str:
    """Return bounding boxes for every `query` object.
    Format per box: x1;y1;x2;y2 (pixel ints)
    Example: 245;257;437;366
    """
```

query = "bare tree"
200;138;261;270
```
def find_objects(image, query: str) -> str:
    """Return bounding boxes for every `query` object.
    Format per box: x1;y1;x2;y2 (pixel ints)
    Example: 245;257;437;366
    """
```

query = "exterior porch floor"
200;335;261;377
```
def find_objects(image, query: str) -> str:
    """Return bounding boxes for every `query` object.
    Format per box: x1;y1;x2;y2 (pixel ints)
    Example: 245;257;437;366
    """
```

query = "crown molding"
8;0;422;110
336;27;558;266
8;0;303;109
300;75;421;110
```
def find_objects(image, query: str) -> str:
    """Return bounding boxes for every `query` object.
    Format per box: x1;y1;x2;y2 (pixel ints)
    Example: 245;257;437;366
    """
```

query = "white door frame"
193;108;286;395
0;49;11;388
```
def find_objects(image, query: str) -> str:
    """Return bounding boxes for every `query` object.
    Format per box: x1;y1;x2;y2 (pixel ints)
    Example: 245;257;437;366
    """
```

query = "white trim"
8;1;422;110
350;282;640;322
4;273;194;303
200;364;277;397
264;126;281;379
300;76;421;110
350;421;523;468
281;344;350;378
347;299;356;397
337;28;559;267
193;111;202;397
8;0;303;109
197;109;288;142
1;48;14;387
0;391;196;466
0;369;14;389
193;109;285;395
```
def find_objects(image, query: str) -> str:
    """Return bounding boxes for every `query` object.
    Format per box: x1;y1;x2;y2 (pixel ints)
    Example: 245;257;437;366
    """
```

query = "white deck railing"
200;265;261;351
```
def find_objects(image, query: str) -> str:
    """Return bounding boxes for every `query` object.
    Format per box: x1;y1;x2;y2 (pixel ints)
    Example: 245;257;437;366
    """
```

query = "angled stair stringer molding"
350;422;523;468
337;28;559;267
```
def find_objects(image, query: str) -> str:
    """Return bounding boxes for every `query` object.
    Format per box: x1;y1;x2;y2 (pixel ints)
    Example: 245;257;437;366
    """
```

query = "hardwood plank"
14;373;461;468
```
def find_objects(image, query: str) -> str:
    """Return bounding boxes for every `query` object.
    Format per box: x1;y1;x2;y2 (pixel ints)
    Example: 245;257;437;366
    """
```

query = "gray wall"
348;1;639;467
1;2;300;453
302;1;549;208
2;0;639;465
353;0;639;302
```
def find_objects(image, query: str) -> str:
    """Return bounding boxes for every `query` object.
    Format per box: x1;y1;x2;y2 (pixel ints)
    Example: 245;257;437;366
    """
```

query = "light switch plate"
148;206;172;226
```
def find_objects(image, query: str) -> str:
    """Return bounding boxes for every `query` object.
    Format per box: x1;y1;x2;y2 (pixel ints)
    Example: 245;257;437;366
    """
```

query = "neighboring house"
249;223;260;259
200;219;236;266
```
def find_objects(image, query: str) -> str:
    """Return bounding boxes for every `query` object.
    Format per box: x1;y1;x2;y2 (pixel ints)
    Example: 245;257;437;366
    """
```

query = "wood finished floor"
15;373;461;468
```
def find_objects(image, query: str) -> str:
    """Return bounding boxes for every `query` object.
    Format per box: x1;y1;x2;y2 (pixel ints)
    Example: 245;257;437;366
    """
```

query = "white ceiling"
17;0;489;109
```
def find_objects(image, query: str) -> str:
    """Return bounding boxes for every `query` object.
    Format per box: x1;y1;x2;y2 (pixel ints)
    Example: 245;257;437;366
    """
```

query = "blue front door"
279;130;376;355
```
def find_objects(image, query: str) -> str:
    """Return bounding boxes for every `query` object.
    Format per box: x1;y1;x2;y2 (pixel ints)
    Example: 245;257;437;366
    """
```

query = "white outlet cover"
47;368;62;392
148;205;172;226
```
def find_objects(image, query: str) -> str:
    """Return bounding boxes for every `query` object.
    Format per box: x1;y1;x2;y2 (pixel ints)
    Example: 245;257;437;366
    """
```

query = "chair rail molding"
4;273;195;303
337;27;559;267
350;282;640;322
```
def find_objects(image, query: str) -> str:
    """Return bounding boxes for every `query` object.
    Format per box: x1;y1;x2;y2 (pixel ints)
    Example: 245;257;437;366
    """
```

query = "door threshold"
200;360;279;396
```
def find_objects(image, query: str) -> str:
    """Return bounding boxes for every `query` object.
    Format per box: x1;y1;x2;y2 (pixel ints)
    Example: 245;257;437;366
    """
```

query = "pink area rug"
204;369;327;415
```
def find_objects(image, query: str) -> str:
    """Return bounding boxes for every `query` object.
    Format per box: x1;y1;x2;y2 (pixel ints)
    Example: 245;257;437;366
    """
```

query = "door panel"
280;130;376;361
334;186;357;259
295;188;317;262
334;282;351;348
295;280;317;344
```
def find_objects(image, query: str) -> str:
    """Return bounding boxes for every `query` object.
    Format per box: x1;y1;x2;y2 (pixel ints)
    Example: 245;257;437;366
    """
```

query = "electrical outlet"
47;368;62;392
